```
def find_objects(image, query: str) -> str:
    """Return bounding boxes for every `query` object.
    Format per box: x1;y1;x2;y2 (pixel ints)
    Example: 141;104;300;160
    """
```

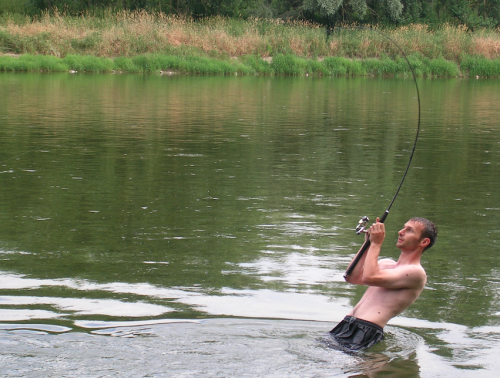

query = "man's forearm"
362;242;383;283
345;242;369;284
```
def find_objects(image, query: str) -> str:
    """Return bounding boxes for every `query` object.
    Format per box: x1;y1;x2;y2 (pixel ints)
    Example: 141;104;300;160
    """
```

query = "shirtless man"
330;217;437;351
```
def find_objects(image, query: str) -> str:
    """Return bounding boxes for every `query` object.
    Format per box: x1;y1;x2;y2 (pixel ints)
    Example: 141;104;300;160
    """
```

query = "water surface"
1;73;500;377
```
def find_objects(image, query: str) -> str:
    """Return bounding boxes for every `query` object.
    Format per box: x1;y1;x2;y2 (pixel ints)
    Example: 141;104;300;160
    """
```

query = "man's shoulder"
395;263;427;286
379;259;425;275
379;258;397;269
394;261;426;273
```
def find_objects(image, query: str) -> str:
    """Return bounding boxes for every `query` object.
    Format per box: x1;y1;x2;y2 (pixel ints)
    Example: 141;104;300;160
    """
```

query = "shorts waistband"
343;316;384;333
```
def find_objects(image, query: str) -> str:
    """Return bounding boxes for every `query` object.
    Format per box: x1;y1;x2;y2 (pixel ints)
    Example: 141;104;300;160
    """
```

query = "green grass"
0;54;66;71
240;55;273;75
0;52;476;77
63;54;114;72
271;54;305;75
461;56;500;78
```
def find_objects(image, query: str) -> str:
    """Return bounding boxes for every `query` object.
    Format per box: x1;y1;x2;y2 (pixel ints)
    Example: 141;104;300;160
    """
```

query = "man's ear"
420;238;430;248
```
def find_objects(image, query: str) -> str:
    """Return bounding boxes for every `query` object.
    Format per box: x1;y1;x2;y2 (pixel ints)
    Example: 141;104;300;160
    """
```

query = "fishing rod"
339;26;422;278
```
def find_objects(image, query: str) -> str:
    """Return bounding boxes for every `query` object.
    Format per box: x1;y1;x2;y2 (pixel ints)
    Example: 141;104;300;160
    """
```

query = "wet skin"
344;219;430;328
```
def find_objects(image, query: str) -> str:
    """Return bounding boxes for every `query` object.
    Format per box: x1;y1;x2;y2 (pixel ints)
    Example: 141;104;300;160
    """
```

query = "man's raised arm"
361;218;425;290
344;232;370;285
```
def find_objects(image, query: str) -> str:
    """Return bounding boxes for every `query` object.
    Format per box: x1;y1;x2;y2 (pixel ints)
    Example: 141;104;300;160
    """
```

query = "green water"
1;72;500;377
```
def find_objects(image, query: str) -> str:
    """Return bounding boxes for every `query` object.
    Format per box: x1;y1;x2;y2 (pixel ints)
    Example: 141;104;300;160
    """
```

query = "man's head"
410;217;437;251
397;217;437;252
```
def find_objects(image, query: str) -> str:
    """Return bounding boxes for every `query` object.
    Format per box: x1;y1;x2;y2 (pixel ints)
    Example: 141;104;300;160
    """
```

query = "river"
1;72;500;377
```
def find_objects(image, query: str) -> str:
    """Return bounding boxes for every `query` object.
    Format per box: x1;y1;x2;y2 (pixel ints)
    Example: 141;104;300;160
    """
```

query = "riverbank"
1;11;500;77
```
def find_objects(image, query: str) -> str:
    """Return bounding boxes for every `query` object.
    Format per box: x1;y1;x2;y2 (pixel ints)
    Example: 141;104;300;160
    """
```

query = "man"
330;217;437;351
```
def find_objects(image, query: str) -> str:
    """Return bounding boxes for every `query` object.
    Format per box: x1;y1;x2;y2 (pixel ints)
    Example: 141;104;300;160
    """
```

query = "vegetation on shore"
1;10;500;77
2;1;500;32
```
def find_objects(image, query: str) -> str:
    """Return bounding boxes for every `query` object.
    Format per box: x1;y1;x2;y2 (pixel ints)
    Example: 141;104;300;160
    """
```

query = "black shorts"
330;316;384;351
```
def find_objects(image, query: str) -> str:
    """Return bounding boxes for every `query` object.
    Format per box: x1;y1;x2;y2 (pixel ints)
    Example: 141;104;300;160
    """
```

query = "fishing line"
0;150;37;166
336;27;422;278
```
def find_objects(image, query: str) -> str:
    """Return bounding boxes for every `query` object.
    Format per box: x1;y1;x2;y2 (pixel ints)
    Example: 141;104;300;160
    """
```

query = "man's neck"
397;249;424;265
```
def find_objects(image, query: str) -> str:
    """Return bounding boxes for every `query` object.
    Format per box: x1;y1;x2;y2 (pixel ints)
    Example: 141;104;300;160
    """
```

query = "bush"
63;54;114;72
113;57;140;72
131;54;160;73
424;57;460;77
321;57;348;75
461;56;500;78
2;54;67;71
271;54;305;75
240;55;272;75
306;59;329;75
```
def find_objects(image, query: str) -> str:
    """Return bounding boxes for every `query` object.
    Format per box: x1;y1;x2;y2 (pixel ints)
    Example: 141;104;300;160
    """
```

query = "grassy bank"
1;10;500;77
3;52;486;77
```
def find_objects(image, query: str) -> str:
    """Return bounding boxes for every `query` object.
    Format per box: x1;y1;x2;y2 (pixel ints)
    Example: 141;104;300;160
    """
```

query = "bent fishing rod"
340;27;421;278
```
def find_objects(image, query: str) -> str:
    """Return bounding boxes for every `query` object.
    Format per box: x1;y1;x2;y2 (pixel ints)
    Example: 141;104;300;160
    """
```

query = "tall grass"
0;11;499;76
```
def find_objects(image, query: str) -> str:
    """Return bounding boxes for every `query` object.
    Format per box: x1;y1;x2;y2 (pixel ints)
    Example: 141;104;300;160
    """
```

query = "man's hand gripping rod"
344;210;389;278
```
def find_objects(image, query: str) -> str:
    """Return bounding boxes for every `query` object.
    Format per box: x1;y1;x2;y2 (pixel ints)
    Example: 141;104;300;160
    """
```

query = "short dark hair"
410;217;437;251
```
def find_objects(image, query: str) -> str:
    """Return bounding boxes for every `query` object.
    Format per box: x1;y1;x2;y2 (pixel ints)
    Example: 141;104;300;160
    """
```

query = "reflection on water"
1;73;500;376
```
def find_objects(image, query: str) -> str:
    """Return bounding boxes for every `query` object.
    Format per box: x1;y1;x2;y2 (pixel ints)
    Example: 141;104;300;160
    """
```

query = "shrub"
321;57;348;76
425;57;460;77
271;54;305;75
240;55;272;75
461;56;500;78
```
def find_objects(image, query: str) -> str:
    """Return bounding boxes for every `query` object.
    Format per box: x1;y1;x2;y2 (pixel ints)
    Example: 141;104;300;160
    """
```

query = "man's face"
396;220;427;252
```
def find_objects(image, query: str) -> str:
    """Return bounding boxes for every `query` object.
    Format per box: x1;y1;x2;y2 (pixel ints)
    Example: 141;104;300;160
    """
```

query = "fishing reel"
355;216;369;235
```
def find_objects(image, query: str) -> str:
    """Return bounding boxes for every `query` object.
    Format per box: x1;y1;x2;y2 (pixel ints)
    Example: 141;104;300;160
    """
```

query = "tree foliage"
1;0;499;29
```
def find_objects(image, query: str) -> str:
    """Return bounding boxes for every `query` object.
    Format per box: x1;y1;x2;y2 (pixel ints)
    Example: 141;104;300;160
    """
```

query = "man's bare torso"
347;259;427;328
